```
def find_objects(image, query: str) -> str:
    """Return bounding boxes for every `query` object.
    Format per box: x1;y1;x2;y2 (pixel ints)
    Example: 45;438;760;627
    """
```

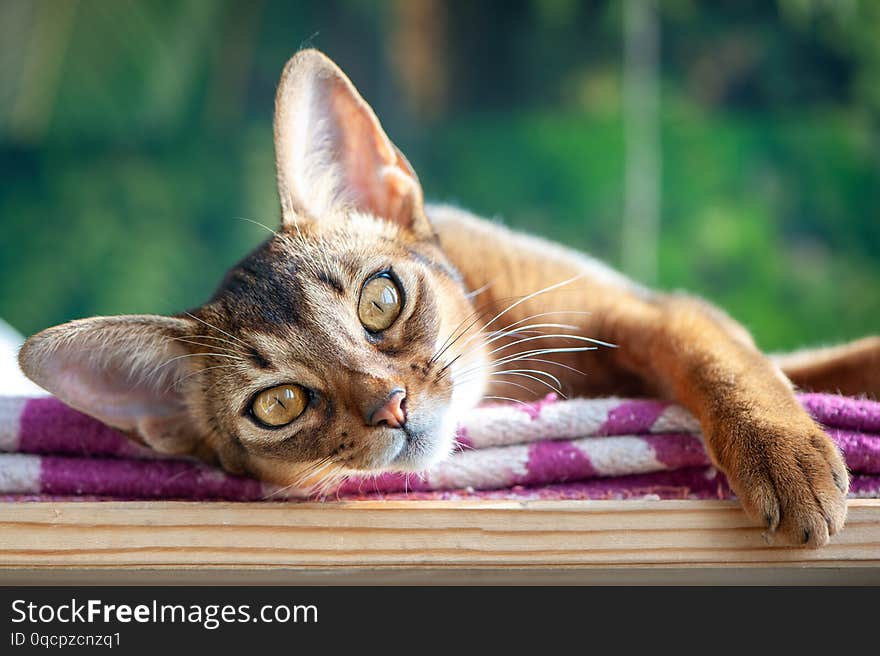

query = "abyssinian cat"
19;50;880;547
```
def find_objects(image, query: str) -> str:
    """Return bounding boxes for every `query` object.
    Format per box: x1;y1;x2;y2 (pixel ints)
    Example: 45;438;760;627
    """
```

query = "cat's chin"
385;416;458;472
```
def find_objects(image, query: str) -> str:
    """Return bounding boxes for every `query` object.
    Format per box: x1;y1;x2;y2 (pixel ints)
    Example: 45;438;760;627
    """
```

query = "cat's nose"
369;388;407;428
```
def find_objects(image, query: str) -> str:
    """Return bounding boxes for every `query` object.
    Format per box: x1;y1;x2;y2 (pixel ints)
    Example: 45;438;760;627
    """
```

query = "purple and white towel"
1;393;880;501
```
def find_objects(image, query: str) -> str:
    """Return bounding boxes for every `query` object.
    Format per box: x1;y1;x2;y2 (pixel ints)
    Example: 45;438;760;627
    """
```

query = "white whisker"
482;395;529;407
485;333;615;358
495;367;563;389
464;281;493;300
169;337;247;358
485;378;534;395
430;296;579;366
451;322;583;362
452;345;600;380
456;274;586;350
174;333;251;354
489;370;565;397
235;216;277;236
509;357;587;378
184;312;251;348
462;310;591;349
156;352;247;371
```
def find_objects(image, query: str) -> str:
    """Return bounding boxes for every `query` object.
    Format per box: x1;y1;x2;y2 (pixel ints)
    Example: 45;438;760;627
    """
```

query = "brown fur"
18;50;879;546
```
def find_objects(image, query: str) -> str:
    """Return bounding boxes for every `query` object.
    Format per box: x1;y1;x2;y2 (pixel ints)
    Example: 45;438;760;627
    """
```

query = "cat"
19;49;880;547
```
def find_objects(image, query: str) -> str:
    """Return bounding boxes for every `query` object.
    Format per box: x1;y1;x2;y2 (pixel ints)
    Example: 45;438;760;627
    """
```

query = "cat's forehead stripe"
316;269;344;294
247;344;272;369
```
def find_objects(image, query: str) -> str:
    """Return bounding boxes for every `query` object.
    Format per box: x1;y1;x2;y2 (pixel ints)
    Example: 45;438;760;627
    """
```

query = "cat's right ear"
18;315;202;456
273;49;431;238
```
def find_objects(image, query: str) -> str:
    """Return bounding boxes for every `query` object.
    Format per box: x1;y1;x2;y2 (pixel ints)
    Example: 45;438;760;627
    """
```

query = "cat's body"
433;203;879;396
19;50;880;547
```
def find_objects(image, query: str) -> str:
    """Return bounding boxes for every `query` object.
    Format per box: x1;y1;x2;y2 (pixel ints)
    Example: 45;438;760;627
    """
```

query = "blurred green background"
1;0;878;352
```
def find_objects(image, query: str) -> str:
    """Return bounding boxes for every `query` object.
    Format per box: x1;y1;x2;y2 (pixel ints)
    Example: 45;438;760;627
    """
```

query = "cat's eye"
250;384;308;427
358;273;402;332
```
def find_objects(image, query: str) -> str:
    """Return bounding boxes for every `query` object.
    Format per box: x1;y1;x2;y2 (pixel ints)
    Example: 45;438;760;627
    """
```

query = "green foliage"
417;107;880;350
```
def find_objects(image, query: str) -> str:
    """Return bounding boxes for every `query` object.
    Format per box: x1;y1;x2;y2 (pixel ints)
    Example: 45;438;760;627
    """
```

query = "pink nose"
369;389;407;428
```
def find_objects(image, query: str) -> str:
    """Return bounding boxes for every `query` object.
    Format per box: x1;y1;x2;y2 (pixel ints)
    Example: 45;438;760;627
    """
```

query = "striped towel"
1;393;879;501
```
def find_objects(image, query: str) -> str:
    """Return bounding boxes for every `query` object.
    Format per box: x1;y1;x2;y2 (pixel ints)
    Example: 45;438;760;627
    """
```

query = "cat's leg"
597;292;849;547
772;337;880;398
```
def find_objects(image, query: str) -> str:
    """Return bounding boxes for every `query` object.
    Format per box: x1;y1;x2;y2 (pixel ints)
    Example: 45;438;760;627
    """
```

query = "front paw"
719;420;849;548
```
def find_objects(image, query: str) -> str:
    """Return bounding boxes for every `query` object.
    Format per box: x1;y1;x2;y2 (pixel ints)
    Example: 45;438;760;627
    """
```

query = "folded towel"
1;393;879;501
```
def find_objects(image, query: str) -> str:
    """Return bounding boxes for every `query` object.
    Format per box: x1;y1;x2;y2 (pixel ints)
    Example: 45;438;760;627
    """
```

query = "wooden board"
0;499;879;584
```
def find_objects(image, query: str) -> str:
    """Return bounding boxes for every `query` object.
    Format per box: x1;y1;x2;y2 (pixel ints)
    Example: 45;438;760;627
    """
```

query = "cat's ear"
273;49;431;237
18;315;201;455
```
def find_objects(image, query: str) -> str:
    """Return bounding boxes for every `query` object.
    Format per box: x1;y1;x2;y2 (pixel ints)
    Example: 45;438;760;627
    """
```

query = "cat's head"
18;50;488;491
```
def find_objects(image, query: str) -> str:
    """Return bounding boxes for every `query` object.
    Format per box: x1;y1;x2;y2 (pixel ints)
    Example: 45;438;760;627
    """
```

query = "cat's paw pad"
724;425;849;548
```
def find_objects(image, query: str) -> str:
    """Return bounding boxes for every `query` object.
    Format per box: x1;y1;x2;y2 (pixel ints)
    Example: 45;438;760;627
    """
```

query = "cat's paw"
720;420;849;548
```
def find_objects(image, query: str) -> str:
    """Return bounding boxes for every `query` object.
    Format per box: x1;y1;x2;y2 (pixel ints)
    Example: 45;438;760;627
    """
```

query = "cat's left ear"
18;315;203;456
273;49;431;238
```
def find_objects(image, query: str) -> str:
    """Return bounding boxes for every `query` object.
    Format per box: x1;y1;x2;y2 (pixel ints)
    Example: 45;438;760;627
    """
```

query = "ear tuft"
273;49;431;236
18;315;201;455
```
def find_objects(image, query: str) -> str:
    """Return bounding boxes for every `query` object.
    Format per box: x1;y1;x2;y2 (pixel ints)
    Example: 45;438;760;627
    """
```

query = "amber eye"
250;384;308;427
358;273;402;332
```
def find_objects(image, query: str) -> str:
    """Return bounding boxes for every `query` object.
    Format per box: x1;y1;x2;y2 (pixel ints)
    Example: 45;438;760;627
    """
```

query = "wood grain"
0;500;878;580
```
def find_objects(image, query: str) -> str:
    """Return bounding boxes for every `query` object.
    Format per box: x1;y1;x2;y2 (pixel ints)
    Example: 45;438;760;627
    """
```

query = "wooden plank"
0;500;878;582
6;567;880;586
